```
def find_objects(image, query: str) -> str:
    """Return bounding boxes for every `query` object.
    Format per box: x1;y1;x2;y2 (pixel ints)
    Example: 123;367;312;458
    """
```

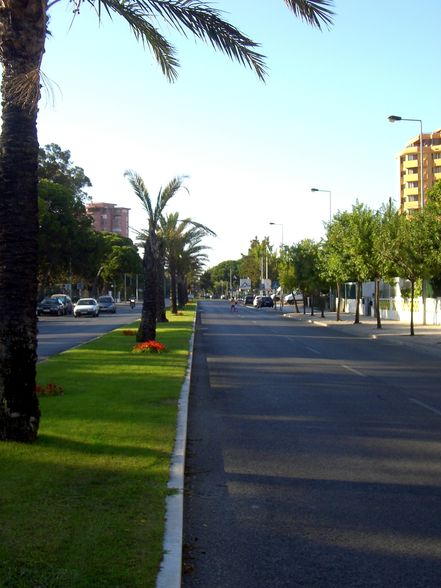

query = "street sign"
240;278;251;290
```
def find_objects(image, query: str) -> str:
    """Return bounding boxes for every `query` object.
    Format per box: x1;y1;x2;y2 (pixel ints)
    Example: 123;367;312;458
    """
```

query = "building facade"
398;128;441;214
86;202;130;238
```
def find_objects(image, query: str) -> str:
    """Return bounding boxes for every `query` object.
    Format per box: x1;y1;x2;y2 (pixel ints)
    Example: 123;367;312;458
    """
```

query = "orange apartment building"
86;202;130;238
398;128;441;214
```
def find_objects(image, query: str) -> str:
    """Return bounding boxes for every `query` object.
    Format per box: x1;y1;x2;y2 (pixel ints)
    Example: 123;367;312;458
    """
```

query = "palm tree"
161;213;215;314
0;1;334;441
125;171;187;341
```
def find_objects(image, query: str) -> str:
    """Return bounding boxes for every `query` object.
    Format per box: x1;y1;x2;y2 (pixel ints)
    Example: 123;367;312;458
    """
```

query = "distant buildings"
86;202;130;238
397;128;441;214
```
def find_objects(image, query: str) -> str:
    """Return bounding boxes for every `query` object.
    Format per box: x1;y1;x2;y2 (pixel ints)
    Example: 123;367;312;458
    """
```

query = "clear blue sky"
37;0;441;267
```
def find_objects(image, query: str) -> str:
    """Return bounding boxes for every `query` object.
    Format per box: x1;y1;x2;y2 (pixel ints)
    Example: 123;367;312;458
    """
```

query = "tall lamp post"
388;114;426;325
310;187;332;224
388;115;424;208
269;222;284;310
311;188;332;312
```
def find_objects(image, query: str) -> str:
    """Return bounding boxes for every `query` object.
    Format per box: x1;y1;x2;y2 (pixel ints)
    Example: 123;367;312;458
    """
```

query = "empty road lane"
183;300;441;587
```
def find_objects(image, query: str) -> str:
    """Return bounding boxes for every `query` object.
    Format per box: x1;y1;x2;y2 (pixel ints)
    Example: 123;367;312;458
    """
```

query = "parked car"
284;291;303;305
50;294;73;315
73;298;99;317
97;295;116;313
256;296;274;308
37;297;65;316
244;295;255;305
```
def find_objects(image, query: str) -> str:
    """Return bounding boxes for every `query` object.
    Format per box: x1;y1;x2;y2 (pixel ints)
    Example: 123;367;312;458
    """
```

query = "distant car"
256;296;274;308
244;295;255;305
51;294;73;315
284;291;303;305
97;295;116;313
37;297;65;316
73;298;99;317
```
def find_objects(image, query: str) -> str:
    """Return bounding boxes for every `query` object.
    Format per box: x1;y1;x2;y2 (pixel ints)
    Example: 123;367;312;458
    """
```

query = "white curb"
156;313;196;588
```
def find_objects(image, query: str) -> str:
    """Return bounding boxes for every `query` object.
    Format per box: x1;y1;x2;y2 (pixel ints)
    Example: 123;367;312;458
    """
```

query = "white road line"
305;346;320;355
409;398;441;417
341;364;365;377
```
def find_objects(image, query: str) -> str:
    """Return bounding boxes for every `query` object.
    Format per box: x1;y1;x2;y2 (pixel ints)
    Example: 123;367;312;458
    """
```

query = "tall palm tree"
125;171;187;341
161;213;215;314
0;1;334;441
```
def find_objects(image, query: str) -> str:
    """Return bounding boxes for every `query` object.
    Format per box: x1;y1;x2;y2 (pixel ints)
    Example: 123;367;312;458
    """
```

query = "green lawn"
0;305;195;588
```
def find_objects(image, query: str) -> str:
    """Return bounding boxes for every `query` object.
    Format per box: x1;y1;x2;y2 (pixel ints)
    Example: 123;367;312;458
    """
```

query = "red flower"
132;340;166;354
35;382;64;396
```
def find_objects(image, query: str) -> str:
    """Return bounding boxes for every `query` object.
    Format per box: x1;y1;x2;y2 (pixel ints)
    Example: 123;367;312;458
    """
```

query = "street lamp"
269;222;284;310
388;115;424;208
311;188;332;224
388;114;426;325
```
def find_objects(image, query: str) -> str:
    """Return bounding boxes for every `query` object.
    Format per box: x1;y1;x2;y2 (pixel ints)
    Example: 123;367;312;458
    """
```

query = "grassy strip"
0;305;196;588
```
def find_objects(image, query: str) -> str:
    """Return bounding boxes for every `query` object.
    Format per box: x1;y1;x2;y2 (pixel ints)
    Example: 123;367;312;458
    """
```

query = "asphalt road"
183;300;441;587
37;304;140;360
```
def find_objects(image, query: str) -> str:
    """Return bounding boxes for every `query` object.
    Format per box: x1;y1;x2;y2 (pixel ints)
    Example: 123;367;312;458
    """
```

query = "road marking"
305;346;320;355
409;398;441;417
341;364;365;377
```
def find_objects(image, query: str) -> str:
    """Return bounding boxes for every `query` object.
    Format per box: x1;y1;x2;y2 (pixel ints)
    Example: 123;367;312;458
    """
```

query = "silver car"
97;295;116;313
73;298;99;317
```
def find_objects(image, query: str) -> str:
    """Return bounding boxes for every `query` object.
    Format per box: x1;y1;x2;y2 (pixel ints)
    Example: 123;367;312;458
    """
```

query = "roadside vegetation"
202;181;441;336
0;306;195;587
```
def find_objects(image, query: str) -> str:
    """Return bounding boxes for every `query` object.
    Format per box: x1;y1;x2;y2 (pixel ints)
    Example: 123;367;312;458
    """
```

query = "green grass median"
0;304;196;588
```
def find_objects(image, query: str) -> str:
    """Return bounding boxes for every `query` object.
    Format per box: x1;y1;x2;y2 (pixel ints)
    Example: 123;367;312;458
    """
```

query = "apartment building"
86;202;130;238
398;128;441;214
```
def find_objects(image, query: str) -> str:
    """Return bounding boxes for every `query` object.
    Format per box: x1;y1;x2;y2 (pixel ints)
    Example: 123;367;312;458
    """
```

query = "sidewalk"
280;307;441;358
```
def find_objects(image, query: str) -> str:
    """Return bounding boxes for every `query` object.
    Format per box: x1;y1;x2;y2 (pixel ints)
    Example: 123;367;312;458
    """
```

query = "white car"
284;291;303;304
74;298;100;317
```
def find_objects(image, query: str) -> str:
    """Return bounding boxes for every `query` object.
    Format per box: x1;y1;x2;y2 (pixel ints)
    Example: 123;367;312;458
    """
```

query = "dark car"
97;295;116;313
244;295;255;305
50;294;73;315
256;296;274;308
37;297;65;316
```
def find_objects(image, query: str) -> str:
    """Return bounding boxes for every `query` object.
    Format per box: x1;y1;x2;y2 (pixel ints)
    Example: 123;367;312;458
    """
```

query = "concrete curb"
156;311;197;588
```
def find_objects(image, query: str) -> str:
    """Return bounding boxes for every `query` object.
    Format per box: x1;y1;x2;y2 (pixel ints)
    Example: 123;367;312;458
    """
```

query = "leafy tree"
0;0;334;440
239;237;276;291
292;239;324;316
319;219;352;321
38;143;92;201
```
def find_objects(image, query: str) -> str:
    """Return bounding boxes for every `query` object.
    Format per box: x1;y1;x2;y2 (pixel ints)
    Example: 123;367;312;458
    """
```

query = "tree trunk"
375;277;382;329
410;279;415;336
170;263;178;315
336;282;341;321
310;293;314;316
0;0;46;441
156;242;168;322
354;281;361;324
137;236;157;342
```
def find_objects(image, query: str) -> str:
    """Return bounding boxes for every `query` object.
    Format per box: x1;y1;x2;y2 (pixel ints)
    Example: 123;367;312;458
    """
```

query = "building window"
406;181;419;189
433;166;441;174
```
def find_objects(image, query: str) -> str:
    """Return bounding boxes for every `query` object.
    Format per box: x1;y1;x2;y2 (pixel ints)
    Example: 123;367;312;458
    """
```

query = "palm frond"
282;0;335;30
86;0;267;80
124;170;155;223
94;0;180;80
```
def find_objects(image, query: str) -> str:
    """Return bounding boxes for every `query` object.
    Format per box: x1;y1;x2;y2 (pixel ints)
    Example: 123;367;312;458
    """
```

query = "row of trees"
38;144;142;297
0;0;334;442
204;181;441;338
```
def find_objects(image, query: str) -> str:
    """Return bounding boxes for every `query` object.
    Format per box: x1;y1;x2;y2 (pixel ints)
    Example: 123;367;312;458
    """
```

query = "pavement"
156;303;441;587
279;306;441;358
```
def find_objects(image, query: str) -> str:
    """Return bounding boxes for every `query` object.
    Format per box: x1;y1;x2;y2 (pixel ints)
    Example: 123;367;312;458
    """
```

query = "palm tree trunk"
0;1;46;441
170;264;178;315
137;236;157;342
156;242;168;322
